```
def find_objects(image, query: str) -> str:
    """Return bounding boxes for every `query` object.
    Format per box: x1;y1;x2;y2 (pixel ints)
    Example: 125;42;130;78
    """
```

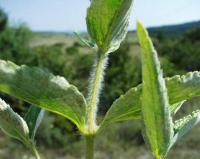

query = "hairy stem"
86;52;108;133
85;135;94;159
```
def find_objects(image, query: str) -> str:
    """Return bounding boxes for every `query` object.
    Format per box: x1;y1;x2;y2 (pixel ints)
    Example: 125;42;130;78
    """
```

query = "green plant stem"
29;142;41;159
85;135;94;159
86;52;108;133
154;154;163;159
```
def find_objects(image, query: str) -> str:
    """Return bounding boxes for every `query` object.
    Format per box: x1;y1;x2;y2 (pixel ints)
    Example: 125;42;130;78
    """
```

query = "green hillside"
148;20;200;37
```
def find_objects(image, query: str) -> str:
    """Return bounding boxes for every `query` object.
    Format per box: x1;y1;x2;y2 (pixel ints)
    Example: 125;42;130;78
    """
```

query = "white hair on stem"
86;51;109;133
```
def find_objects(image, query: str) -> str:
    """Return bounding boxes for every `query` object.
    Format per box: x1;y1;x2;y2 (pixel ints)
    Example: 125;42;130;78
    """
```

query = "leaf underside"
171;109;200;147
137;21;173;157
87;0;134;54
0;60;87;132
0;98;29;143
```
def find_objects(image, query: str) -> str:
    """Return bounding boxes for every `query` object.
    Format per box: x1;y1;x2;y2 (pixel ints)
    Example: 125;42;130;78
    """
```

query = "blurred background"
0;0;200;158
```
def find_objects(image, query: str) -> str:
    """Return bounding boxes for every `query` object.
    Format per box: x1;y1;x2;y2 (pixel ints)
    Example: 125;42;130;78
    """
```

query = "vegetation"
0;1;200;159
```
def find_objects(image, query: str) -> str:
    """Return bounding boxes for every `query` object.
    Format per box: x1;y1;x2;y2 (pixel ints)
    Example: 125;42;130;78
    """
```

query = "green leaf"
25;106;45;139
171;109;200;147
86;0;133;54
166;71;200;105
137;21;173;157
74;32;95;48
98;86;141;133
99;71;200;132
0;60;87;132
170;100;186;116
0;98;29;143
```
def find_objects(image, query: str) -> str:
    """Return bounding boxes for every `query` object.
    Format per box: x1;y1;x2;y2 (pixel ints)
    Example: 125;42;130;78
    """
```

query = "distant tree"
0;8;7;32
183;28;200;43
157;27;200;72
0;24;33;65
155;31;165;41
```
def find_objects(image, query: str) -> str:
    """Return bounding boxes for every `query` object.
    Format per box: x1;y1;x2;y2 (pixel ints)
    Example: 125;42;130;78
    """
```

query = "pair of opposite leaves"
0;0;200;158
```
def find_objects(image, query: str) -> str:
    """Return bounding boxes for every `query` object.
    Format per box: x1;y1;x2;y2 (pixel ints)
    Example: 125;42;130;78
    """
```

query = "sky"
0;0;199;32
